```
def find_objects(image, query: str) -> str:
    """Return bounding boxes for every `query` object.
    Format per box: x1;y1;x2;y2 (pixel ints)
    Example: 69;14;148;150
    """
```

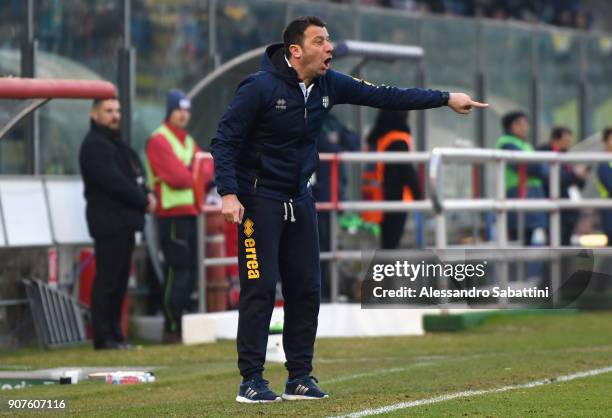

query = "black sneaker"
236;377;281;403
282;376;329;400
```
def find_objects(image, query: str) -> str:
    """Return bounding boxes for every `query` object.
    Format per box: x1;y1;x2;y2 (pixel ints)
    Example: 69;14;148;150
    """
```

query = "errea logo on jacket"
275;98;287;111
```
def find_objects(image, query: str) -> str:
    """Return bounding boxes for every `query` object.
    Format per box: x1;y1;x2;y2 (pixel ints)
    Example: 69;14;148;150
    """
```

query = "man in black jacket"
79;98;156;350
212;16;487;402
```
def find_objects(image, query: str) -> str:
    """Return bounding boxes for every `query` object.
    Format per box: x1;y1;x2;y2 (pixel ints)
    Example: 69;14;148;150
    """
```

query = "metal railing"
196;149;612;309
23;278;87;348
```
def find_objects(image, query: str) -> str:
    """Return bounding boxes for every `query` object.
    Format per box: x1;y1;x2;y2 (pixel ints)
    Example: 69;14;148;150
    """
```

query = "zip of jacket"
295;80;312;195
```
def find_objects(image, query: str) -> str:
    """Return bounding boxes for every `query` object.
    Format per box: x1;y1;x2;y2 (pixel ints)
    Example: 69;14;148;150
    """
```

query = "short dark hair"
501;111;528;134
283;16;326;58
92;97;118;108
603;127;612;143
551;126;572;141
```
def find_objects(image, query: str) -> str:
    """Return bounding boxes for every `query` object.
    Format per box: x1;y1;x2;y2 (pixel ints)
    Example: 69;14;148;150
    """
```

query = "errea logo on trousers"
243;218;260;280
243;218;254;237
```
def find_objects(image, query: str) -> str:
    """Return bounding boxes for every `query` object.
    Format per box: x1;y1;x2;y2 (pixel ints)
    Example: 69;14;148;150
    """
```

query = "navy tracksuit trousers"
236;193;321;380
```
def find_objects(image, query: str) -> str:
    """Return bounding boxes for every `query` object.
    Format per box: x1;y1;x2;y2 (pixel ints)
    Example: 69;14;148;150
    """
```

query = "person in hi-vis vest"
146;89;201;343
363;109;421;249
495;111;548;244
596;127;612;246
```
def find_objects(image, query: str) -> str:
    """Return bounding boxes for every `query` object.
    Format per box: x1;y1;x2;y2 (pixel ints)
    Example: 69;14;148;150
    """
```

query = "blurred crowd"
335;0;593;30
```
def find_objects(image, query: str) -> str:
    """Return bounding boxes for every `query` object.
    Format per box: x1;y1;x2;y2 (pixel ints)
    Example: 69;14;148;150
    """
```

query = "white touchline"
328;365;612;418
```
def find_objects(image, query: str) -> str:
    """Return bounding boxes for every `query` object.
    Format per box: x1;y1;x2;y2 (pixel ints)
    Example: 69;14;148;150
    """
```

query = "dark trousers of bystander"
91;234;135;348
381;212;408;249
158;216;198;336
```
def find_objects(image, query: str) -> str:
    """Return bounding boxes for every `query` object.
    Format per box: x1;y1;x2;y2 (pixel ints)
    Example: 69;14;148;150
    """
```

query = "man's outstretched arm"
331;71;487;113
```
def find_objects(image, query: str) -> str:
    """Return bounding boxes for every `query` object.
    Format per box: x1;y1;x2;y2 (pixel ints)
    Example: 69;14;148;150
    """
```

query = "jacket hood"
261;43;300;82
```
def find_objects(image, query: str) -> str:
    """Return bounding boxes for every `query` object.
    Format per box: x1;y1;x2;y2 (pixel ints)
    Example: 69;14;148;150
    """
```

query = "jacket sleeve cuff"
218;188;238;197
441;91;450;106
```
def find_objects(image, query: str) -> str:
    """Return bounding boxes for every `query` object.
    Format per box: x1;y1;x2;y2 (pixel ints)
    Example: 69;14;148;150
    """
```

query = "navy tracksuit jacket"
211;43;448;380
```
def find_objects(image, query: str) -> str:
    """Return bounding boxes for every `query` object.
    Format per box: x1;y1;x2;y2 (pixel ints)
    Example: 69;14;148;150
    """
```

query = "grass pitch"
1;312;611;417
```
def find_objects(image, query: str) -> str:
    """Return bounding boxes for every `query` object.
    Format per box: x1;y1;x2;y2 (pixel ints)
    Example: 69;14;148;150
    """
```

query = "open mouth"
323;57;332;69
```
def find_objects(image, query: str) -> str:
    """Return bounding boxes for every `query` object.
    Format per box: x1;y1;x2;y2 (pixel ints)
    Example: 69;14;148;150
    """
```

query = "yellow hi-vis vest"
495;135;543;190
362;130;415;224
146;124;196;210
596;162;612;198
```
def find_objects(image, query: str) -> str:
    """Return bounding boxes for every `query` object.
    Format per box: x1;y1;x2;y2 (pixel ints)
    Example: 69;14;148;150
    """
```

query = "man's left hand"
448;93;488;114
146;193;157;213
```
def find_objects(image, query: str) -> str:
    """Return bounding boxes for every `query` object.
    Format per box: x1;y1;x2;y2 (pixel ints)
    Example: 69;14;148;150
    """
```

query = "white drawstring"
283;201;296;222
289;201;296;222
